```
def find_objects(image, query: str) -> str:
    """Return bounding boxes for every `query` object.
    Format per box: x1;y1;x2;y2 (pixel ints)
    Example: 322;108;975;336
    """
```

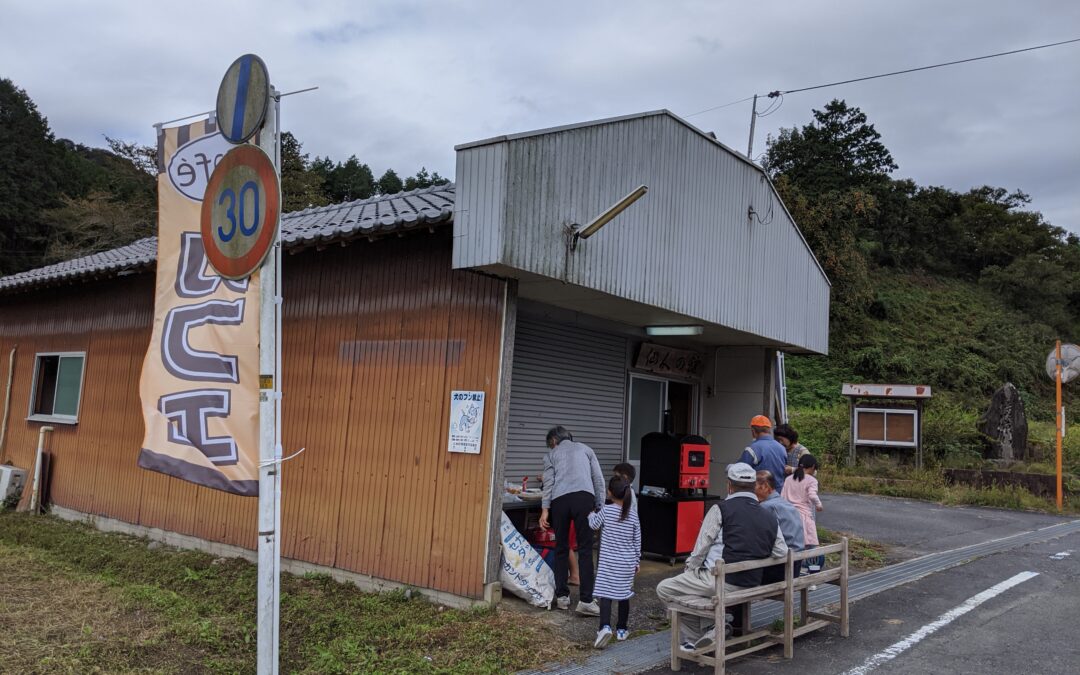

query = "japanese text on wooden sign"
634;343;705;379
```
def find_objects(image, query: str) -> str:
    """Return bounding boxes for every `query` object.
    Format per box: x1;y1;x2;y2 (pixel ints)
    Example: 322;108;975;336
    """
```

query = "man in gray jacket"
539;425;605;615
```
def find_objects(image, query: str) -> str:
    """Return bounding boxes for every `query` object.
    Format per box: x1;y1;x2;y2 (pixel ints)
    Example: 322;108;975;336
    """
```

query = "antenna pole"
1056;340;1063;511
747;94;758;159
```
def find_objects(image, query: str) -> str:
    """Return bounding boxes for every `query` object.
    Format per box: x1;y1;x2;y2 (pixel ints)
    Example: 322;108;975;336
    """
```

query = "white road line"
840;571;1040;675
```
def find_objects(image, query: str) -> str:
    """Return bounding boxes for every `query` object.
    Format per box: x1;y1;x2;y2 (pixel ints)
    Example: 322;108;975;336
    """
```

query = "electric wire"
771;36;1080;98
686;95;756;117
686;37;1080;118
756;93;784;117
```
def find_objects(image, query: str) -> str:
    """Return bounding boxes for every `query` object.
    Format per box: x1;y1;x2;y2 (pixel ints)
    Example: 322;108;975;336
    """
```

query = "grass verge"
823;471;1078;515
0;513;574;674
817;527;889;571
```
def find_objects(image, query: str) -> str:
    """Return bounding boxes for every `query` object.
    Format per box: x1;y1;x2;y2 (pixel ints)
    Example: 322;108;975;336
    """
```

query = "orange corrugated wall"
0;232;505;599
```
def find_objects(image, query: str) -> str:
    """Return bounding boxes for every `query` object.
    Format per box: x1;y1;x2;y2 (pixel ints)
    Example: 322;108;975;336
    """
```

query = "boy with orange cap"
738;415;789;493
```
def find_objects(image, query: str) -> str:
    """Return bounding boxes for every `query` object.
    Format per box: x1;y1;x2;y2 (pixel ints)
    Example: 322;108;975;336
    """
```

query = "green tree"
317;155;375;202
105;136;157;176
376;168;403;195
764;99;897;197
403;167;449;191
773;176;875;330
40;191;154;263
280;131;329;212
979;253;1079;335
0;79;66;273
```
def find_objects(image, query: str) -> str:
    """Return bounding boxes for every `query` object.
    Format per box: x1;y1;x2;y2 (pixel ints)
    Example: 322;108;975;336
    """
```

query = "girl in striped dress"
588;476;641;648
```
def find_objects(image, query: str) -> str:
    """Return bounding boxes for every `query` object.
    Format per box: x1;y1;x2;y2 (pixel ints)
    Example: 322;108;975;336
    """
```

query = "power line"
686;95;756;117
769;36;1080;98
686;37;1080;118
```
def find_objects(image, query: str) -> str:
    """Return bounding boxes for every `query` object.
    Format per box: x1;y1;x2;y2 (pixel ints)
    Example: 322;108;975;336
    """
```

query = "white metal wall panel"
453;111;830;354
504;315;628;484
452;142;507;270
701;346;768;485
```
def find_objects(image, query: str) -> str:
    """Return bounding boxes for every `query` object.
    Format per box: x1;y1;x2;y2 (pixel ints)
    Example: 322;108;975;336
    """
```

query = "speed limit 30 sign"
200;144;280;279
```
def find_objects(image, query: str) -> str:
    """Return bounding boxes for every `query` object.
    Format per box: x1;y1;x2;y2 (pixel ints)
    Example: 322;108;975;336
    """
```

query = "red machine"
638;433;721;562
677;442;710;489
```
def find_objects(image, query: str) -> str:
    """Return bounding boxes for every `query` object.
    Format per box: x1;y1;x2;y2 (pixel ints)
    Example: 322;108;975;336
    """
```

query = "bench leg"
784;579;794;658
800;587;809;624
840;538;850;638
715;607;725;675
670;608;681;671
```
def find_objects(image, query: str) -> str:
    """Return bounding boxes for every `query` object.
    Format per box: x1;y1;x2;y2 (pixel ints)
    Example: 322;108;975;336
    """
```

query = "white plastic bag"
499;512;555;608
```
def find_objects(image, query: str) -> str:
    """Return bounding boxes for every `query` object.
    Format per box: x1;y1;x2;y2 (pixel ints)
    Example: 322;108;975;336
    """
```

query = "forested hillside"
766;100;1079;468
3;76;1077;447
0;78;447;275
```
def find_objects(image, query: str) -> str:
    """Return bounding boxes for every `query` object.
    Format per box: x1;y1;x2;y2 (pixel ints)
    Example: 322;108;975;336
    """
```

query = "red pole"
1056;340;1063;511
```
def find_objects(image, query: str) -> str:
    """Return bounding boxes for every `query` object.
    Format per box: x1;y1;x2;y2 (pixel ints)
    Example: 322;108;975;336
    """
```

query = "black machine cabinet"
638;432;722;562
639;493;723;564
640;432;711;492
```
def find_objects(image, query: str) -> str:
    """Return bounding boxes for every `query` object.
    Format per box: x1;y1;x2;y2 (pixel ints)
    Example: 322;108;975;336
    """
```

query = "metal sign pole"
256;89;281;675
1056;340;1063;511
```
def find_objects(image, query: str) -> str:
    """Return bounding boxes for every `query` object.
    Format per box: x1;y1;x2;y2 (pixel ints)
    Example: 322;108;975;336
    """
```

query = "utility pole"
746;94;758;159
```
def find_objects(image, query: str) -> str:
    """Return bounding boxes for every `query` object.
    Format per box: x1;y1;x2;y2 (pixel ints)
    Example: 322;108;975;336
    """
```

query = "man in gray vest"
656;463;788;652
539;425;606;615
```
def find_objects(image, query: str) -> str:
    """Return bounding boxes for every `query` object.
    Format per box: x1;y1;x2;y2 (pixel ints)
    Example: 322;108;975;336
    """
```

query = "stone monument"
978;382;1028;461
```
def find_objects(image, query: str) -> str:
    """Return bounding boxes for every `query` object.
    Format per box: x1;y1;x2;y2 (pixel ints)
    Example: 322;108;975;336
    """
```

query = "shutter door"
505;315;628;484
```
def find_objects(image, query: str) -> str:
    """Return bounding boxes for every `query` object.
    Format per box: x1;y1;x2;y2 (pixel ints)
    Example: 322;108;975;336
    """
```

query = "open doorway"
626;375;696;489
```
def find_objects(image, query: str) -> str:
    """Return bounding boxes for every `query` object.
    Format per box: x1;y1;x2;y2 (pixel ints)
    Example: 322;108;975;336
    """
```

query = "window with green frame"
29;353;85;423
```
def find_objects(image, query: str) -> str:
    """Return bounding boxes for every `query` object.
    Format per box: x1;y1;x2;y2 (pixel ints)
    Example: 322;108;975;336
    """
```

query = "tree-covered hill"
788;269;1062;418
766;99;1078;424
0;78;448;275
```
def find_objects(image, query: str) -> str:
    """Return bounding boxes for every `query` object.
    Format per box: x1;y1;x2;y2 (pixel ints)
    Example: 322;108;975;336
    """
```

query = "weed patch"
0;514;570;674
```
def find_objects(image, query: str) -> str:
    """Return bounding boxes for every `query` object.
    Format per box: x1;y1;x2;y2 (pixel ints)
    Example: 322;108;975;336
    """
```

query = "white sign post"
448;391;485;454
212;53;280;675
255;89;282;675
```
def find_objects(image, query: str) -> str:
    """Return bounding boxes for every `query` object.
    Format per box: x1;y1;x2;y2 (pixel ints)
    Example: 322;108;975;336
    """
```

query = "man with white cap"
656;462;789;653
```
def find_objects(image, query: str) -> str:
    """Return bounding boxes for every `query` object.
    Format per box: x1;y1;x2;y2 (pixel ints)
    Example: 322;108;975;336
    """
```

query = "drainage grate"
518;519;1080;675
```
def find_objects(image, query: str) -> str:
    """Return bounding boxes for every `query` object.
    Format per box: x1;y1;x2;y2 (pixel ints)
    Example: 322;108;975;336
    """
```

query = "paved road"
817;493;1068;559
651;527;1080;674
643;496;1078;675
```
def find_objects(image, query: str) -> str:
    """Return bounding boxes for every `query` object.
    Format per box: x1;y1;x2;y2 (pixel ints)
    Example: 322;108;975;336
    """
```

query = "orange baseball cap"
749;415;773;428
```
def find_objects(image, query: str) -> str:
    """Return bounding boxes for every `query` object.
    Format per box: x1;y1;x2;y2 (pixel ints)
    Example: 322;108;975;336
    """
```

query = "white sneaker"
693;627;716;651
576;599;600;616
556;596;570;610
679;641;696;653
594;625;613;649
809;584;818;592
616;628;629;641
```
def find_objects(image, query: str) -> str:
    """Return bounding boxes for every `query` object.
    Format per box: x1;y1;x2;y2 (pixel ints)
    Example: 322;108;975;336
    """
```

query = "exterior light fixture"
569;185;648;250
645;325;704;336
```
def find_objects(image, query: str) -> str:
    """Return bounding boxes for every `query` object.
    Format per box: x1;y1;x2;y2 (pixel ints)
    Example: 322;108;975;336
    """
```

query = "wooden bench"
666;538;849;674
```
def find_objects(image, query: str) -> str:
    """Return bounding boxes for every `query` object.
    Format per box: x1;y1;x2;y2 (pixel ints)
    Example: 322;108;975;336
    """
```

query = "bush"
920;395;985;467
789;404;849;467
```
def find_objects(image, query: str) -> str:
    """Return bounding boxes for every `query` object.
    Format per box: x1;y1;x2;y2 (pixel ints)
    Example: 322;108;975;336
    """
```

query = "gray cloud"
2;0;1077;233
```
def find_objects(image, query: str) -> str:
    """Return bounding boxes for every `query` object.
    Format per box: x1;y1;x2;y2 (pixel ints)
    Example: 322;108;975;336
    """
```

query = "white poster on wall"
448;390;485;454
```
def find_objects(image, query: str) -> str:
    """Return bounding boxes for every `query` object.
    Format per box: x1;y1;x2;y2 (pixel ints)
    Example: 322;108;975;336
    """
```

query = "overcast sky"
3;0;1078;233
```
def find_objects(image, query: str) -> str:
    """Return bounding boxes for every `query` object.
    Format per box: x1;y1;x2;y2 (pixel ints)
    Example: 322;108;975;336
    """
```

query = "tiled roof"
0;184;455;293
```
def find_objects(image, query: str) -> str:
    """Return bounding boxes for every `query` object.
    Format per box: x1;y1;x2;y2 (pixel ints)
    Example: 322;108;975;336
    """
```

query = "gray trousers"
656;568;740;643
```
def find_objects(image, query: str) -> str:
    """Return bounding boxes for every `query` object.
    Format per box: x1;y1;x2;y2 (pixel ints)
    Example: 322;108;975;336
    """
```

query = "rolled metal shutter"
505;315;628;485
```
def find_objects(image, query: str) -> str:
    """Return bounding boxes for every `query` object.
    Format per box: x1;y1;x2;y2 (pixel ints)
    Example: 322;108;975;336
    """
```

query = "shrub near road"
0;513;572;674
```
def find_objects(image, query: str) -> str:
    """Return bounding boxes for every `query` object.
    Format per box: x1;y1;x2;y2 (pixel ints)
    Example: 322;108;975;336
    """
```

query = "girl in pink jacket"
782;454;824;572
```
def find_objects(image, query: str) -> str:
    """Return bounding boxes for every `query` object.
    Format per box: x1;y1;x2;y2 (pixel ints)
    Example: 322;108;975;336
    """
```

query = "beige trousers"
656;568;739;644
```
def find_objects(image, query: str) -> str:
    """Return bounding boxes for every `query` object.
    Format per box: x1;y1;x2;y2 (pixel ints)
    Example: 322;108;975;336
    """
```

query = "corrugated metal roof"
0;183;455;293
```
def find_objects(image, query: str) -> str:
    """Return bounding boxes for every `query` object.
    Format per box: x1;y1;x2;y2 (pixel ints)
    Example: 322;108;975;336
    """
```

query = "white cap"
726;462;756;482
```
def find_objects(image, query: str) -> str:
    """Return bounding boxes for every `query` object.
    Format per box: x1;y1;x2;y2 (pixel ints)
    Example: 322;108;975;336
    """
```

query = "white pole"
256;88;281;675
272;86;284;671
